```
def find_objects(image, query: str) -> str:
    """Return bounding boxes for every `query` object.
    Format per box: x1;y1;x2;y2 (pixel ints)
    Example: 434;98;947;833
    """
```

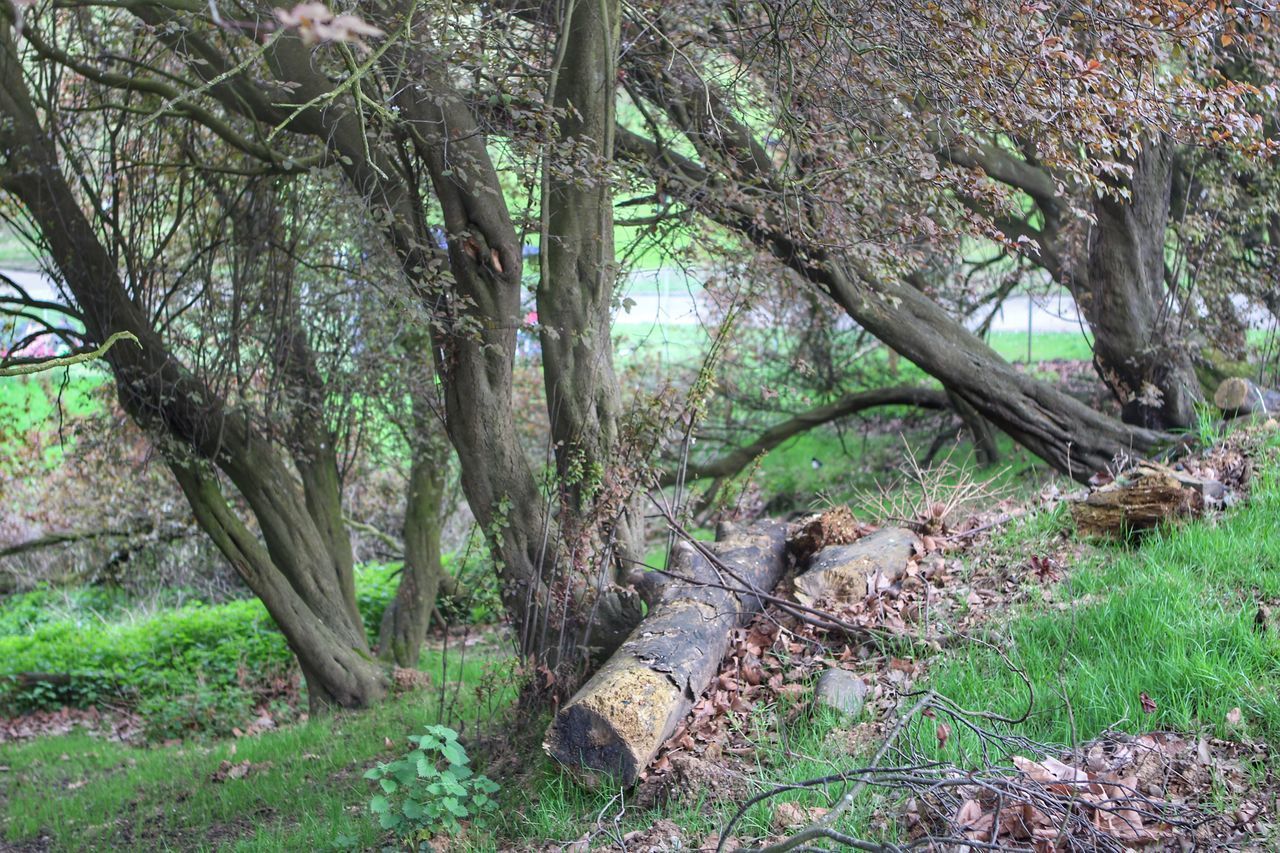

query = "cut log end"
543;664;676;786
1214;377;1280;418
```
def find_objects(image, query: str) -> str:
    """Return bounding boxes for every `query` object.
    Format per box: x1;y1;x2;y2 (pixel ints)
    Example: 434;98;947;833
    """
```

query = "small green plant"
363;725;500;844
1192;401;1224;447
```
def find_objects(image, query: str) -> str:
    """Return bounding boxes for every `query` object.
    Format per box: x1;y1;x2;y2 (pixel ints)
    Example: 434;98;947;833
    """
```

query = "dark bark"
612;55;1167;481
1083;139;1200;429
946;391;1000;466
379;401;449;668
536;0;645;657
945;137;1201;430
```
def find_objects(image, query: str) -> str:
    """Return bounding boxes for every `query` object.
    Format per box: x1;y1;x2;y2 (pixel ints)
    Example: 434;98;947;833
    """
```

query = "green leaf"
369;795;390;814
440;741;468;766
402;799;424;820
378;810;401;830
417;757;438;778
379;777;398;794
442;797;469;817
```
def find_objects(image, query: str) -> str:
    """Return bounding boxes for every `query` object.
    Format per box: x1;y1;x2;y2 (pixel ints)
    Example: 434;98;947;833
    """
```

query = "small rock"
813;669;868;718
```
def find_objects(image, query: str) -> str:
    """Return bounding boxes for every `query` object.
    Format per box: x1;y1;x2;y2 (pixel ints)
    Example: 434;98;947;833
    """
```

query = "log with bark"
1070;463;1218;538
543;520;788;788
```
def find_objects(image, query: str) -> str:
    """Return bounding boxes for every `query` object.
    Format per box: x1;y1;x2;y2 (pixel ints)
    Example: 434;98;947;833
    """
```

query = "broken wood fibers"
543;520;788;788
1071;463;1206;538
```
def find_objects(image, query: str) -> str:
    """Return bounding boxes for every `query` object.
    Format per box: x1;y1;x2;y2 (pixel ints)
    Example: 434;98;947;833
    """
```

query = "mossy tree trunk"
536;0;645;660
379;397;449;668
1081;139;1201;430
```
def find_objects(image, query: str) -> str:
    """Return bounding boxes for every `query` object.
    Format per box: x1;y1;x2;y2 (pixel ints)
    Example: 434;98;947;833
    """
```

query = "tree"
608;0;1271;476
0;0;650;692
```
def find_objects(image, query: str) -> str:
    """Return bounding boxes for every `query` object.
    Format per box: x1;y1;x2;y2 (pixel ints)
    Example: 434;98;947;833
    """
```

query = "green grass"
986;330;1095;363
0;691;499;851
927;442;1280;754
0;369;104;429
6;442;1280;850
506;704;879;847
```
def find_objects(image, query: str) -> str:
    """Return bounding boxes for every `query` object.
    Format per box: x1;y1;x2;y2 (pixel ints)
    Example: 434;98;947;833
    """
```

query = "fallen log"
544;520;788;788
1070;463;1212;538
793;527;918;607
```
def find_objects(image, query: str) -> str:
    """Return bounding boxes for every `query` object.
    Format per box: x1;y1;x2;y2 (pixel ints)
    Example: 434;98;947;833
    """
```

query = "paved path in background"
6;267;1268;336
1;269;55;302
619;288;1089;333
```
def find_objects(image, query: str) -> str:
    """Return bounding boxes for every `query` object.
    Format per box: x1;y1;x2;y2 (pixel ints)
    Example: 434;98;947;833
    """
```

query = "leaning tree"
606;0;1274;476
0;0;658;696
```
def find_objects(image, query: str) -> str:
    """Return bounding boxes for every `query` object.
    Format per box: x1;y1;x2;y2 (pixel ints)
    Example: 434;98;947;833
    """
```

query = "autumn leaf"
1139;691;1157;714
936;722;951;748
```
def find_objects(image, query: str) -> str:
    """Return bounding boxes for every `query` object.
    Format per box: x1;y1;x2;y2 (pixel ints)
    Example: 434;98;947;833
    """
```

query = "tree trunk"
613;58;1167;483
544;520;788;788
1082;138;1200;429
946;391;1000;466
0;32;387;712
379;403;449;668
536;0;645;658
944;136;1200;430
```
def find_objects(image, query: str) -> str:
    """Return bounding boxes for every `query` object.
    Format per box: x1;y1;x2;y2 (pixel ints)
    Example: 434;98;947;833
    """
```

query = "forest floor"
2;423;1279;851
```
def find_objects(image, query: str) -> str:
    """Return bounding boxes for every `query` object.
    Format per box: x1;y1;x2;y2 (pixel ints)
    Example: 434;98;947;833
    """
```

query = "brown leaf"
936;722;951;749
772;802;828;829
210;759;253;783
739;653;764;686
1226;707;1243;728
1139;692;1157;714
955;798;993;840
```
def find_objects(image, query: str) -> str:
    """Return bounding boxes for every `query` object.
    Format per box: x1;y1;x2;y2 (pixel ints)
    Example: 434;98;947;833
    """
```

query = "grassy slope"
928;439;1280;750
0;649;505;851
6;437;1279;850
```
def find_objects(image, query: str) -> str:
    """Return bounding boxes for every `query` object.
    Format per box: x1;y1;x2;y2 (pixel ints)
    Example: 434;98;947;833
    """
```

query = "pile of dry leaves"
906;730;1275;850
0;705;142;744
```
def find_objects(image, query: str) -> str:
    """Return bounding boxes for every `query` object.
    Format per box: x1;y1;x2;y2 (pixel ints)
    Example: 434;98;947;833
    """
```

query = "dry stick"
718;691;938;853
937;511;1020;542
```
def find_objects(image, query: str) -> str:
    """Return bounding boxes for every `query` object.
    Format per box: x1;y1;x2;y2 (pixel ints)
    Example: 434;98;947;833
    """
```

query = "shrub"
362;725;500;843
354;563;400;642
0;598;293;716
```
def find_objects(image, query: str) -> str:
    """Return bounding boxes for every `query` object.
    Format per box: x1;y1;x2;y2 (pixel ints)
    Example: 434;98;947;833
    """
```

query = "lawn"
926;438;1280;752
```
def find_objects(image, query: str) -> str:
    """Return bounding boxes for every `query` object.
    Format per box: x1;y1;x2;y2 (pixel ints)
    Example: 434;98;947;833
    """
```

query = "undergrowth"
0;560;498;735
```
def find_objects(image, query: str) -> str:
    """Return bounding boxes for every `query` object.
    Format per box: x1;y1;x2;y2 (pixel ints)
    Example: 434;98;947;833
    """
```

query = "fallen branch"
658;386;950;487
